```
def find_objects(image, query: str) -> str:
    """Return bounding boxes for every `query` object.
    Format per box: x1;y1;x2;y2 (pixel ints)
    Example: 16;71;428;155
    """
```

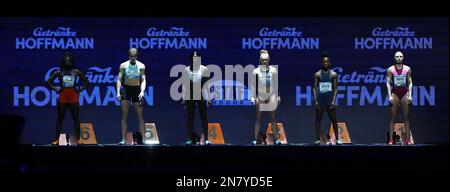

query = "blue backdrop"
0;17;448;144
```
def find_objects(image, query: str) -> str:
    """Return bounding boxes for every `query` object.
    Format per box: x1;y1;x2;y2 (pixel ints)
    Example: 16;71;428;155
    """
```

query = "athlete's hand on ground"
250;97;255;105
388;95;393;103
277;96;281;104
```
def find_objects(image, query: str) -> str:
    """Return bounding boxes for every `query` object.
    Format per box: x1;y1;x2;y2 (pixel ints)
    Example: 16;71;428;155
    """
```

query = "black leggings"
55;102;81;140
186;100;208;141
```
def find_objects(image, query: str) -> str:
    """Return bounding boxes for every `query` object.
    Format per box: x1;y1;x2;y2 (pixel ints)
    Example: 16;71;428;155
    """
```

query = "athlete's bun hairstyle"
189;51;201;70
259;49;270;60
321;51;329;58
60;52;75;69
128;48;139;55
190;51;201;59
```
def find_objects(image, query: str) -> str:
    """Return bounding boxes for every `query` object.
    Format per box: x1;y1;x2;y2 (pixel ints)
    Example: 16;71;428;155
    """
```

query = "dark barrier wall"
0;18;448;144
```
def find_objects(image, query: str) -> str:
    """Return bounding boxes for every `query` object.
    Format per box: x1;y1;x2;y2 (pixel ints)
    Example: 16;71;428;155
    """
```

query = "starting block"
265;123;288;144
199;123;225;145
394;123;414;144
329;122;352;144
80;123;97;144
143;123;160;144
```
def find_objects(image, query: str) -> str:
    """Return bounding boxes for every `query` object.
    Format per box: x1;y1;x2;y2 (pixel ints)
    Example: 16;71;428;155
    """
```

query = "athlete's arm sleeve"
273;68;279;97
202;67;212;101
182;68;188;101
251;70;257;101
